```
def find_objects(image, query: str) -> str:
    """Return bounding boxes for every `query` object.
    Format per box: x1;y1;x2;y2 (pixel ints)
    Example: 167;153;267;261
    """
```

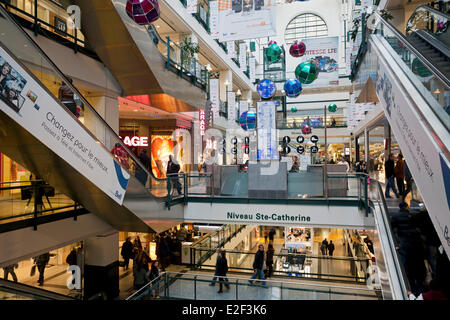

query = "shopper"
249;244;266;286
321;238;329;255
337;156;350;172
133;251;149;291
385;153;400;198
167;155;182;195
136;149;150;185
395;154;405;198
58;77;78;117
209;248;222;286
216;251;230;293
133;236;143;252
328;240;335;257
265;244;275;278
121;237;134;270
159;236;171;271
34;252;50;286
268;228;276;243
148;260;161;299
3;263;18;282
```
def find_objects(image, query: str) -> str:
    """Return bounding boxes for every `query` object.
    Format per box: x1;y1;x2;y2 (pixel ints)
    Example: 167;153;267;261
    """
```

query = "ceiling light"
133;109;138;112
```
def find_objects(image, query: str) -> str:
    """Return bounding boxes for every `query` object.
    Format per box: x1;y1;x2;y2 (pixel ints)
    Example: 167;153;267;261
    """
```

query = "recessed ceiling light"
156;25;160;28
133;109;138;112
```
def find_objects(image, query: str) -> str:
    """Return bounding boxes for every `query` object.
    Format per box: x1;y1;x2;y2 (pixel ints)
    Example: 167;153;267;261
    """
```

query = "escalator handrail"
0;278;75;300
414;29;450;59
0;5;166;188
372;179;411;299
374;11;450;88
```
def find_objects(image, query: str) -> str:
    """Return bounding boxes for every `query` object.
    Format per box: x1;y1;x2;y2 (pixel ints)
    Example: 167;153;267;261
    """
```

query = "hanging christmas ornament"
239;111;257;131
257;79;276;99
289;40;306;58
283;79;303;98
328;104;337;113
265;43;282;63
126;0;160;25
295;59;319;84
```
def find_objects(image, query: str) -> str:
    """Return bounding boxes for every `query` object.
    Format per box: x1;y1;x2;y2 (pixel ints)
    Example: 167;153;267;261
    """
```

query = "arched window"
284;13;328;45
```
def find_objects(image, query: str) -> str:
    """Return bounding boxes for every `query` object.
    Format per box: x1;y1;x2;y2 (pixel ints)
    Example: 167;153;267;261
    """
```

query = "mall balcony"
72;0;208;115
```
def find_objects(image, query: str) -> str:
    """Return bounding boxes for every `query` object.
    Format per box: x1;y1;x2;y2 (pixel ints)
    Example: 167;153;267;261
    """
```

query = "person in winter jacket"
216;251;230;293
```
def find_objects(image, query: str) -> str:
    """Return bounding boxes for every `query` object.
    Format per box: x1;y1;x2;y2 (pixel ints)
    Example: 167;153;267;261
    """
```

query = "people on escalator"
328;241;335;257
395;154;405;198
167;155;182;195
133;248;150;290
209;248;222;287
159;235;171;271
136;149;150;185
148;260;160;299
3;263;18;282
384;153;400;198
58;77;78;117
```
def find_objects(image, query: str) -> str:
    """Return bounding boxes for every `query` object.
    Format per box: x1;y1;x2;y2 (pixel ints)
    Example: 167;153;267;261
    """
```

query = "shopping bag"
30;265;36;277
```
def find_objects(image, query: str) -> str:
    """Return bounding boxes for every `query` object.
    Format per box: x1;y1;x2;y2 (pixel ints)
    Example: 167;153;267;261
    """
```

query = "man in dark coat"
385;153;400;198
121;237;134;270
249;244;266;286
166;155;182;195
34;252;50;286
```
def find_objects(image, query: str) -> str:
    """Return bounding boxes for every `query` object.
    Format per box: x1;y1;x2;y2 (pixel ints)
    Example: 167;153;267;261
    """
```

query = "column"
384;120;391;159
219;70;232;102
83;232;119;300
364;127;369;163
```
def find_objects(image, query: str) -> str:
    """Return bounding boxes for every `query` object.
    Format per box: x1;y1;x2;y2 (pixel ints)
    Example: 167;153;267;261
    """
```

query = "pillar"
219;70;232;102
384;119;391;159
83;232;119;300
364;127;369;163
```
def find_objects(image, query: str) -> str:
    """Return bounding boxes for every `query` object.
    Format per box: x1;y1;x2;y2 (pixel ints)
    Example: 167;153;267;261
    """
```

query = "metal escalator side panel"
0;279;75;300
369;34;450;259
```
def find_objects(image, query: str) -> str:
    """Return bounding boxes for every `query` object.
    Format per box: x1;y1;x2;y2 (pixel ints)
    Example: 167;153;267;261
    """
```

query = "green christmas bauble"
295;60;319;84
291;106;297;112
265;43;282;63
328;104;337;112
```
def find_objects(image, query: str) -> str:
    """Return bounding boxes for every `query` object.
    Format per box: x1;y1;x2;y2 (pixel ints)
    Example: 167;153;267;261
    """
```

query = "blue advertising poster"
257;101;278;160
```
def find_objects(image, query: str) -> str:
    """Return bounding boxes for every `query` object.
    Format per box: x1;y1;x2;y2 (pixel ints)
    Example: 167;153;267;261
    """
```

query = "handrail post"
166;177;172;210
33;182;38;231
166;36;171;70
364;175;368;216
33;0;38;36
235;279;239;300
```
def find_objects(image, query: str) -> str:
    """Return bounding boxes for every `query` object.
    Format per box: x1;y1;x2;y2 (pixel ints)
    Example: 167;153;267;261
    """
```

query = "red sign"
122;136;149;147
200;110;205;136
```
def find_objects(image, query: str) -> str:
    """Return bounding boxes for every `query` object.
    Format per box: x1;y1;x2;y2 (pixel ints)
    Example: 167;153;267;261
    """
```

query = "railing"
126;271;380;300
0;278;75;300
167;171;370;214
0;5;171;202
0;180;81;229
193;248;371;283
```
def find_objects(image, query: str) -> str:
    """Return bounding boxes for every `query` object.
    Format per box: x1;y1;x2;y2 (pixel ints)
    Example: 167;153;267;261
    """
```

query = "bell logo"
66;265;81;290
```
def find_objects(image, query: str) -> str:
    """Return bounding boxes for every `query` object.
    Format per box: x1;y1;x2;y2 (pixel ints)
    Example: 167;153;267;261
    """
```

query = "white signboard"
0;46;130;205
302;37;339;87
218;0;277;41
227;41;236;59
249;56;256;83
210;1;220;39
257;101;278;160
239;42;247;72
239;100;248;114
209;78;220;118
376;47;450;258
187;0;198;14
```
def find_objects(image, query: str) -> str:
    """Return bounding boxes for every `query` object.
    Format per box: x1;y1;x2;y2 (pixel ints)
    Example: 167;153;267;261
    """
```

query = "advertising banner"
301;36;339;87
0;46;130;205
239;42;247;72
227;91;236;124
209;78;220;118
187;0;198;14
218;0;277;41
376;48;450;258
210;1;220;39
249;56;256;83
257;101;278;160
239;100;248;114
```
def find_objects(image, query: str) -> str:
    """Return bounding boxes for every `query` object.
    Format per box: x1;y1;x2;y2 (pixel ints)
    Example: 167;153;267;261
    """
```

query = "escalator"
0;5;184;233
0;278;75;300
355;7;450;257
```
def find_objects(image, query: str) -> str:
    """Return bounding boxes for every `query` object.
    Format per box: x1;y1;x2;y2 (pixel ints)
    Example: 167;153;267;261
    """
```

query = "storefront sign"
375;43;450;257
0;46;129;205
122;136;148;147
